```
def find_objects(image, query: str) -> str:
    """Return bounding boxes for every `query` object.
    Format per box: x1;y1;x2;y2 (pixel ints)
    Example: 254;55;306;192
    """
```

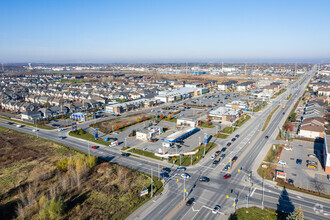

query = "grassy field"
229;207;287;220
257;144;282;180
272;88;287;99
91;113;153;133
235;115;251;127
0;116;54;130
262;105;280;131
69;129;110;146
168;142;217;166
128;148;162;161
214;133;229;139
0;126;163;220
252;101;268;112
221;126;236;134
201;123;215;128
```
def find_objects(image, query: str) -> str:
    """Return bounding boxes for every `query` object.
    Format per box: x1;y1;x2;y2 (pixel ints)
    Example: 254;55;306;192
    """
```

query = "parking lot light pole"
125;138;127;148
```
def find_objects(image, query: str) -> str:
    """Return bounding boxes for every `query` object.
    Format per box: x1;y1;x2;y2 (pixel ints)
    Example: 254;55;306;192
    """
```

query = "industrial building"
161;127;199;147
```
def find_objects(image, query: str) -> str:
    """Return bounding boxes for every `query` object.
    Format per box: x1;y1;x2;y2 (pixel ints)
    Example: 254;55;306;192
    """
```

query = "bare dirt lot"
0;127;162;220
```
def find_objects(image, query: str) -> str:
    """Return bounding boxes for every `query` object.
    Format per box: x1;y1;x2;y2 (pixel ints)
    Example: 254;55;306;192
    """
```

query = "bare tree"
311;179;324;195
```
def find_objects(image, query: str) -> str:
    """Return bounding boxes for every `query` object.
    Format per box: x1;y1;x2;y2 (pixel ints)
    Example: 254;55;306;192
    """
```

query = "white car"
308;154;316;158
32;129;39;132
16;124;22;128
284;147;292;151
278;160;286;165
210;155;216;160
181;173;191;179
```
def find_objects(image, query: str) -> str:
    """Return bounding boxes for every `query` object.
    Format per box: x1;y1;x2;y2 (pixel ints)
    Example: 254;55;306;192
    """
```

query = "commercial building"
208;107;241;123
136;126;163;141
225;101;248;110
71;112;95;122
105;98;158;114
155;87;204;103
161;127;199;147
176;118;198;127
236;81;255;92
217;81;238;91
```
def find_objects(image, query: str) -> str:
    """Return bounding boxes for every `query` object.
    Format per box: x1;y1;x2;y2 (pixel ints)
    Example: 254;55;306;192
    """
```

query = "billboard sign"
94;128;99;140
140;189;148;196
276;170;286;179
204;133;209;145
72;123;77;132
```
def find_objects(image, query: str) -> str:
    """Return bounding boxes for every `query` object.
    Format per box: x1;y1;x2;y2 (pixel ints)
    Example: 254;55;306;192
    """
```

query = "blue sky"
1;0;330;63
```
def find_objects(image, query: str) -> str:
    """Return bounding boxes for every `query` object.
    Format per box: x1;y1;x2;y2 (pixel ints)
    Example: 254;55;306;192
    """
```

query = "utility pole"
88;140;90;157
183;177;186;201
262;177;264;210
151;168;153;198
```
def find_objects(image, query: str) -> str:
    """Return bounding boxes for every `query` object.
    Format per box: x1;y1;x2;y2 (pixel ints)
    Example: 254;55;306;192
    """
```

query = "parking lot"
278;140;330;194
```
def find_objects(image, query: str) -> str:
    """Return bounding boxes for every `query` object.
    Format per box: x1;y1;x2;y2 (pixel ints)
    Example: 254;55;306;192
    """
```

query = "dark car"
215;151;221;156
162;167;171;173
212;160;219;166
221;147;227;152
288;179;294;185
232;156;238;162
235;134;239;138
186;198;195;206
223;174;231;179
265;136;269;139
226;142;231;147
231;138;236;142
296;159;302;164
177;167;186;171
121;153;131;157
160;172;169;179
199;177;210;182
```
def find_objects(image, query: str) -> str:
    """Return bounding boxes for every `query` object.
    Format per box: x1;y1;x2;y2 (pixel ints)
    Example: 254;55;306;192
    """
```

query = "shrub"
39;197;65;220
56;158;69;172
114;123;119;130
167;114;171;120
136;117;141;123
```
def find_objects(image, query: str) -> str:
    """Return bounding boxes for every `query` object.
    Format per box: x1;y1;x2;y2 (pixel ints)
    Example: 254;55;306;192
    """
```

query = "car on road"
307;164;317;169
58;136;66;139
16;124;22;128
186;198;195;206
221;147;227;152
210;155;216;160
232;156;238;162
212;205;221;214
177;167;186;171
265;136;269;139
308;154;316;158
214;151;221;156
296;159;302;164
226;142;231;147
181;173;191;179
121;153;130;157
162;167;171;173
278;160;286;165
212;160;219;166
91;146;99;149
235;134;239;138
199;177;210;182
231;138;236;142
284;147;292;151
160;172;169;179
223;174;231;179
32;129;39;132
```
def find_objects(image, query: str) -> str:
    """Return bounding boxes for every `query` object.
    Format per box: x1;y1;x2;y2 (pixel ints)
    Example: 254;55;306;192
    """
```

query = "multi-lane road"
0;65;329;219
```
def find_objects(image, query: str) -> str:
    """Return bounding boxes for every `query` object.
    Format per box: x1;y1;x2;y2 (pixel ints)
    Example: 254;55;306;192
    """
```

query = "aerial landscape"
0;0;329;220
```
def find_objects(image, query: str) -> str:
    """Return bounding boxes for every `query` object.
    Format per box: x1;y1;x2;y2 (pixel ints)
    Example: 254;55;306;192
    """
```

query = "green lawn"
201;123;215;128
0;116;54;130
69;131;110;146
229;207;287;220
128;148;162;160
235;115;251;127
221;126;236;134
168;142;217;166
262;105;280;131
214;133;229;139
159;117;177;123
252;101;268;112
272;88;287;99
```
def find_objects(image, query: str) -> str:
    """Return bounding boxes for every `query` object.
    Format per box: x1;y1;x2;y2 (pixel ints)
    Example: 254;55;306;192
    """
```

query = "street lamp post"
262;177;264;210
125;138;127;148
183;177;186;201
87;140;90;157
